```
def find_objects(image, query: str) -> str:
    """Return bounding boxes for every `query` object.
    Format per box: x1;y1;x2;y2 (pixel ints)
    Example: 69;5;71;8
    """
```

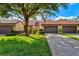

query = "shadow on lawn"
0;37;51;56
28;36;41;40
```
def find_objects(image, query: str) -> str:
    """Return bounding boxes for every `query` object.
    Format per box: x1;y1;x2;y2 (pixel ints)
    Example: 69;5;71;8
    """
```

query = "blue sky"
50;3;79;20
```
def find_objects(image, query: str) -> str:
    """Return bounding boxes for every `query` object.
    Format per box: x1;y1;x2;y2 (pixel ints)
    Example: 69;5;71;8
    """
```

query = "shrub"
77;30;79;33
39;29;44;34
12;31;20;34
6;33;17;36
59;28;63;33
32;29;37;34
28;27;32;34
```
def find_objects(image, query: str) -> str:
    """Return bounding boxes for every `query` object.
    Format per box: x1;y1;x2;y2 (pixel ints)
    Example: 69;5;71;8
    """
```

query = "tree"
73;16;79;20
0;3;69;36
39;11;56;21
37;3;69;21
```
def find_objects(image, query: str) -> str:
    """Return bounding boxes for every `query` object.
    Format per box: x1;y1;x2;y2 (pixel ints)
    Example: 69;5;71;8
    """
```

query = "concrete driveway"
46;34;79;56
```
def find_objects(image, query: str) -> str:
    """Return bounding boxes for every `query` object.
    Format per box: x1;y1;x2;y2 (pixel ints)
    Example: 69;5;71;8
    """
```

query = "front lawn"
64;34;79;41
0;34;51;56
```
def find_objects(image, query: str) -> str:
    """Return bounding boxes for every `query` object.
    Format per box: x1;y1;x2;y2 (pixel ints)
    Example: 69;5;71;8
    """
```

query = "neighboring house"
42;19;79;33
0;19;24;34
0;19;43;34
28;20;43;29
28;20;43;33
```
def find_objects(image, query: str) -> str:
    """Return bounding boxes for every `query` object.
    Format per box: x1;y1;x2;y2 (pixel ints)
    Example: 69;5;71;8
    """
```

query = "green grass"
64;34;79;41
0;34;51;56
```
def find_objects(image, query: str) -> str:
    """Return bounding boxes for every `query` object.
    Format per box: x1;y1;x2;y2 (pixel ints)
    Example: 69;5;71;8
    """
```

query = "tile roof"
0;19;20;24
28;20;43;26
28;20;35;26
0;19;43;26
42;19;79;25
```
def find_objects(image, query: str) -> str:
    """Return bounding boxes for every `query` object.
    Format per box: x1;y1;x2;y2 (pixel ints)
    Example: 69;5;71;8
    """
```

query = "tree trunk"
21;3;29;36
24;15;29;36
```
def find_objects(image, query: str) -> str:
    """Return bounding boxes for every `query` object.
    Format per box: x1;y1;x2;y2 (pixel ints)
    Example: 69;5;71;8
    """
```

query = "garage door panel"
63;26;76;33
0;26;13;34
44;26;58;33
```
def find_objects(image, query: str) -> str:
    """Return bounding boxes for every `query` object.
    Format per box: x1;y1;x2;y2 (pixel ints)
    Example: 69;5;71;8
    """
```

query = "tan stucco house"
42;19;79;33
0;19;42;34
0;20;24;34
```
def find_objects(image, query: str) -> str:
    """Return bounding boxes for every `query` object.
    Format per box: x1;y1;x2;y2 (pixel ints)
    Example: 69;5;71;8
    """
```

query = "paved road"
46;34;79;56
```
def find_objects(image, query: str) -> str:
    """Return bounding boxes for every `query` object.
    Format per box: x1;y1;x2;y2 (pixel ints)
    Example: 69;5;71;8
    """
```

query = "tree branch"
29;4;40;17
12;12;24;20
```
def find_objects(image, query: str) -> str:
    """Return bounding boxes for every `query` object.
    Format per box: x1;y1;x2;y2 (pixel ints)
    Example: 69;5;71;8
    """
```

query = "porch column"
58;25;63;34
76;25;79;34
13;25;16;31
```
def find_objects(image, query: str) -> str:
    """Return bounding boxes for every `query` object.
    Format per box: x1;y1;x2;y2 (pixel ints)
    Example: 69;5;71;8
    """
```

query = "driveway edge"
45;34;56;56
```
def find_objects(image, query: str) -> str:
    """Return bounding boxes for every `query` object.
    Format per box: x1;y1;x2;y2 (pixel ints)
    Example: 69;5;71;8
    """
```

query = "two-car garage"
42;20;79;33
44;26;77;33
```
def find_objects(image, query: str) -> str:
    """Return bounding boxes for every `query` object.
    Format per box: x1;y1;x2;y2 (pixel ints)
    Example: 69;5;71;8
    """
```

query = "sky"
49;3;79;20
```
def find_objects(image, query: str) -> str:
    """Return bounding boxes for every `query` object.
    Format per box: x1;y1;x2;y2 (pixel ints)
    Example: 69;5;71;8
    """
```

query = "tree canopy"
0;3;69;20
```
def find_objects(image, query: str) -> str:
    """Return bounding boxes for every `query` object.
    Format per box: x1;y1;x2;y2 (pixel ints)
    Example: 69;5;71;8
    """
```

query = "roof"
28;20;43;26
0;19;21;24
42;19;79;25
0;19;43;26
28;20;35;26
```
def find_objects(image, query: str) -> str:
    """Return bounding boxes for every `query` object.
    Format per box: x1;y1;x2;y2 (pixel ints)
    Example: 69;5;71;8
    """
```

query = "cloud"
36;16;42;21
70;3;75;5
55;16;77;20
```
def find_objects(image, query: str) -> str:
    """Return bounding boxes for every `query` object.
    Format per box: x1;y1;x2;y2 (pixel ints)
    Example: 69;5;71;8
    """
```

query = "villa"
42;19;79;33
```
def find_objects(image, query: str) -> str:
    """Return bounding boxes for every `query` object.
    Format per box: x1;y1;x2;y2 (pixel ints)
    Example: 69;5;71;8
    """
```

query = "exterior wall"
39;26;43;29
13;22;24;32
